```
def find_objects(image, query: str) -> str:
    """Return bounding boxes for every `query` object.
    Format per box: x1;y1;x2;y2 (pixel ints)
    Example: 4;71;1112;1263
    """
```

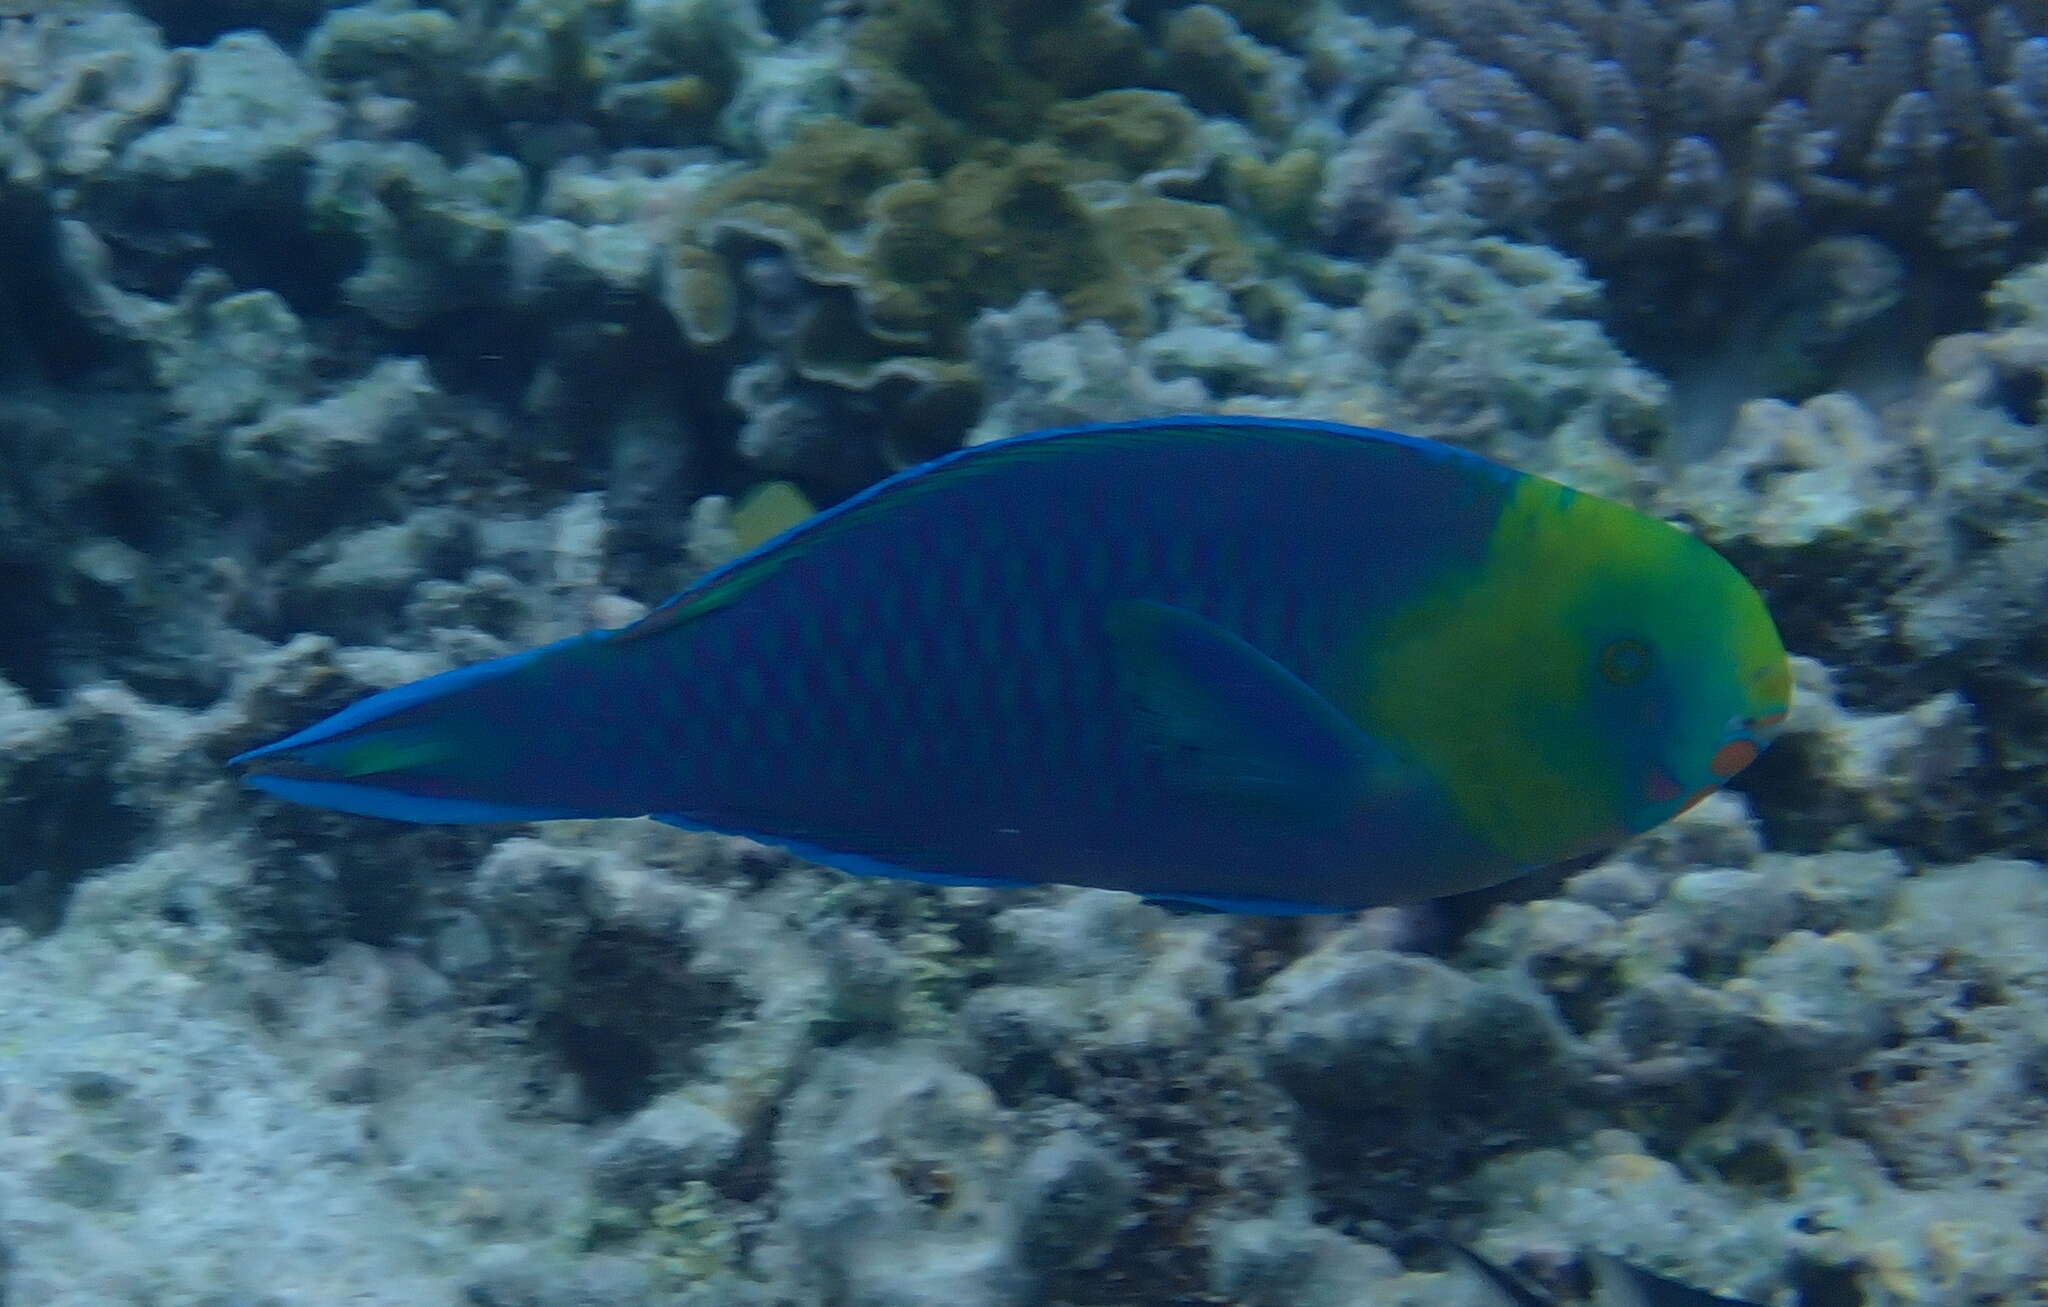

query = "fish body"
235;417;1789;913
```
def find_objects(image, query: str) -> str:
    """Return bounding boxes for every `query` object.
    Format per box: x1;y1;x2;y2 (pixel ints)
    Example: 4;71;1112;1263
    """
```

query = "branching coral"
1387;0;2048;339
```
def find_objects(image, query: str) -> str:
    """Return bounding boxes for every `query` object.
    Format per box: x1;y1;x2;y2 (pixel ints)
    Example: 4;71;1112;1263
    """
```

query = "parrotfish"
233;417;1790;914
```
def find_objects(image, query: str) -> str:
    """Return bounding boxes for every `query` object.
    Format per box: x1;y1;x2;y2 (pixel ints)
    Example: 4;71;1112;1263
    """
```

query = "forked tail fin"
231;638;608;824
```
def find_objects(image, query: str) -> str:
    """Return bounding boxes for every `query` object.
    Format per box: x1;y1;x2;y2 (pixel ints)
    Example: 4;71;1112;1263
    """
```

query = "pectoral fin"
1105;600;1383;813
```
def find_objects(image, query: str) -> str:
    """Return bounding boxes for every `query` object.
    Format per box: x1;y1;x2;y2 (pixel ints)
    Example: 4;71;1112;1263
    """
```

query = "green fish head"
1363;475;1792;873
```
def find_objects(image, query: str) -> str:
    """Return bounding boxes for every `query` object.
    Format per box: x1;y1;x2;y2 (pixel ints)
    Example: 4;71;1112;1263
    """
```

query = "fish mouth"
1698;710;1786;788
1706;708;1784;768
1639;712;1782;825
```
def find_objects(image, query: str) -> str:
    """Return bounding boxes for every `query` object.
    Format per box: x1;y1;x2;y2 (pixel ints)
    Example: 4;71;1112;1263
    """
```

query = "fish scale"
235;417;1789;913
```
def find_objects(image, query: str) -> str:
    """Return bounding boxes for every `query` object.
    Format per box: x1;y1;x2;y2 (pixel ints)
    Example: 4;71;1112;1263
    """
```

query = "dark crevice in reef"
78;160;360;324
0;553;63;707
549;1016;662;1117
543;928;752;1117
1612;242;1994;410
0;714;149;934
0;186;122;385
237;803;497;964
1793;1261;1866;1307
128;0;331;50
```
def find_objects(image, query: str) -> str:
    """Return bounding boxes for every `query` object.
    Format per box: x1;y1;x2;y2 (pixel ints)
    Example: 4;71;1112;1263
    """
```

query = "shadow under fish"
1450;1242;1770;1307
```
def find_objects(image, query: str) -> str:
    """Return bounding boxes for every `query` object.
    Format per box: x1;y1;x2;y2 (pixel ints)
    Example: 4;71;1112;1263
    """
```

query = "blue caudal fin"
230;637;578;766
232;635;610;825
239;774;597;824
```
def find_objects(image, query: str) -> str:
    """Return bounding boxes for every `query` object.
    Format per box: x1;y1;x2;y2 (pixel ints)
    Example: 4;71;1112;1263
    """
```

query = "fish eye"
1598;637;1652;686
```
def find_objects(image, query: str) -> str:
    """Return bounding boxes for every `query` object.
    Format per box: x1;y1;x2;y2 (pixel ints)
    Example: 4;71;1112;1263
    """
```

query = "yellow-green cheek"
1349;479;1637;865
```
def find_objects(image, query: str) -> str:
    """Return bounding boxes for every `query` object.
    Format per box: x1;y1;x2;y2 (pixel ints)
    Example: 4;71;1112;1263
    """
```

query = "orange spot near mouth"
1709;738;1759;779
1749;710;1788;729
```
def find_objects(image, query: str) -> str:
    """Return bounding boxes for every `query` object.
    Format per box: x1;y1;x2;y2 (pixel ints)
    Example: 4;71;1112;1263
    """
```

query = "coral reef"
967;217;1667;494
1661;256;2048;863
3;2;2048;1305
11;645;2048;1303
1372;0;2048;349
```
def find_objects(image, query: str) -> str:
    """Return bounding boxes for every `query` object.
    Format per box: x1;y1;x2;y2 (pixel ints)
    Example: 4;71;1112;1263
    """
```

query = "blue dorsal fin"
615;417;1486;647
229;638;577;764
613;481;823;644
242;775;597;824
1105;600;1383;813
